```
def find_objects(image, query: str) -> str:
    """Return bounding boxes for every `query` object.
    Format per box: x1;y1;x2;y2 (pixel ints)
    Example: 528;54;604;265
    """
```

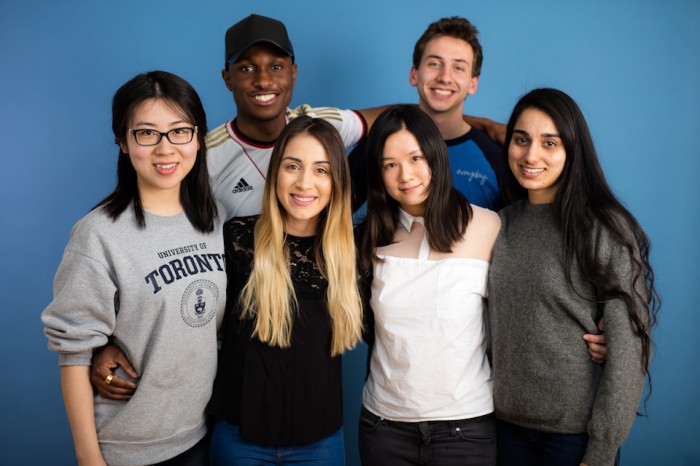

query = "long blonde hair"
239;116;363;356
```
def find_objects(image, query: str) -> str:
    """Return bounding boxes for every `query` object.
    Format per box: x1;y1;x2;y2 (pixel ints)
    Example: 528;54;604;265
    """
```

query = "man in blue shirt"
350;17;506;213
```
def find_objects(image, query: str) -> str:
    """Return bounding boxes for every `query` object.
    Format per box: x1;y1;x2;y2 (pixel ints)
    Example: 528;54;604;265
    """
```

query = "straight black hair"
96;70;217;232
359;104;471;274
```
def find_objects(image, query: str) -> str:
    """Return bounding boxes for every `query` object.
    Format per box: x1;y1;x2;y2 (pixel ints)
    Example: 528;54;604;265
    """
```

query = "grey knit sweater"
487;201;646;466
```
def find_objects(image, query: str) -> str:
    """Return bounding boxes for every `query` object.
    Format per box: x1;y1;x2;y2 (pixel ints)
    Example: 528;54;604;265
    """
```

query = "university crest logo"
181;279;219;327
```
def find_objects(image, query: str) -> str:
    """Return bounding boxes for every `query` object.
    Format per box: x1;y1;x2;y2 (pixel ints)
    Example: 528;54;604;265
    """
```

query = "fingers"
96;373;137;400
90;343;139;400
112;352;139;379
583;333;606;345
587;345;607;365
90;365;138;400
583;333;608;365
96;385;135;401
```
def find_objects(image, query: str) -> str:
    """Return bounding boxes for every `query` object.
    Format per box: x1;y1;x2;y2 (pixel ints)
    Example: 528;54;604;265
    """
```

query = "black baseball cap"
225;14;294;66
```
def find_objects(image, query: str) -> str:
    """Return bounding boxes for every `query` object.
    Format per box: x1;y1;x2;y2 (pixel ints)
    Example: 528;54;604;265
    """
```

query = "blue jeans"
210;418;345;465
359;406;497;465
497;420;591;466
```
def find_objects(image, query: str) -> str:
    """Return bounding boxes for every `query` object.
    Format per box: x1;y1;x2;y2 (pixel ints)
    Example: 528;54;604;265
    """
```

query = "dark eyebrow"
281;156;330;165
513;129;561;138
426;53;468;64
131;120;189;128
381;148;422;161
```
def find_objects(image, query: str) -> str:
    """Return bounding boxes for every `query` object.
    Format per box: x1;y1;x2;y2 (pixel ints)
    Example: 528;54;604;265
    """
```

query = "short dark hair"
359;104;471;273
97;70;217;232
412;17;483;77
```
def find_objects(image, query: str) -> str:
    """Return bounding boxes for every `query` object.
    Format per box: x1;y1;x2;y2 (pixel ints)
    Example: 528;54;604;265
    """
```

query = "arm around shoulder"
463;115;506;146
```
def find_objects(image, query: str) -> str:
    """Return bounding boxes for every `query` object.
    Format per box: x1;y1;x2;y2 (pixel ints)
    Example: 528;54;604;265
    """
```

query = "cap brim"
226;40;294;64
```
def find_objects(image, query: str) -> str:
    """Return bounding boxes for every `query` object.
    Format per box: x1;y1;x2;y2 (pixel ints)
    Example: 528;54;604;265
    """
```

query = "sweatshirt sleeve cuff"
583;437;619;466
58;351;94;367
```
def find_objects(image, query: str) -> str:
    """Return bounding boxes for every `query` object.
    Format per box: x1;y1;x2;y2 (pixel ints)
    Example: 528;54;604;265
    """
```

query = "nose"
295;168;313;189
437;66;452;83
398;163;414;182
154;134;175;153
254;68;272;88
522;144;539;164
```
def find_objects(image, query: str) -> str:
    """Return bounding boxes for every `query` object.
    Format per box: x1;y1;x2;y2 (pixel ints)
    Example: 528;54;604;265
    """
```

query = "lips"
520;166;545;178
400;184;422;193
153;162;178;175
432;88;454;96
291;194;317;206
252;92;280;105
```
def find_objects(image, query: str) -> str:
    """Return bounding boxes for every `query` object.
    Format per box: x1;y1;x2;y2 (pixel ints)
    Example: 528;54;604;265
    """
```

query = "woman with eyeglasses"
42;70;225;465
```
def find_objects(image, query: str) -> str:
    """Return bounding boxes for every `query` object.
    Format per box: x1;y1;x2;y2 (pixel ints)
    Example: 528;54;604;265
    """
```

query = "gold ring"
105;373;114;385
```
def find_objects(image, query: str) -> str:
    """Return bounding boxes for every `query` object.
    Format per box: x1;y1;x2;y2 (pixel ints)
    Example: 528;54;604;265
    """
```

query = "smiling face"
275;133;332;236
222;42;297;139
508;107;567;204
120;98;199;208
409;35;479;118
381;128;432;217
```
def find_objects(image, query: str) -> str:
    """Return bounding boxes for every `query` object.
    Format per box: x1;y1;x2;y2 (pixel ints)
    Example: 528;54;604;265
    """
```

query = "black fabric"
208;216;342;447
348;138;370;213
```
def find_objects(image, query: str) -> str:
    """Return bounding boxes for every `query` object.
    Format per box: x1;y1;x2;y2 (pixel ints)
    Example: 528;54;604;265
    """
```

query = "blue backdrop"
2;1;698;464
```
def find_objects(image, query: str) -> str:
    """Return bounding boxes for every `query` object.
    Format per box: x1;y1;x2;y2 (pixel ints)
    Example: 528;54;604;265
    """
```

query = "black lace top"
208;216;342;446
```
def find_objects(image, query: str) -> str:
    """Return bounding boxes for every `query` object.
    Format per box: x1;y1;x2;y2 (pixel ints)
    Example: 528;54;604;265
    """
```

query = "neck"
236;114;287;143
527;190;556;205
139;185;183;216
284;217;319;238
401;203;426;218
418;102;470;140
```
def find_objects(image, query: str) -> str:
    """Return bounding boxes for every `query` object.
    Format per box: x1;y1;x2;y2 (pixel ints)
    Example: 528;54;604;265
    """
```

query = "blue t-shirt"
445;126;506;211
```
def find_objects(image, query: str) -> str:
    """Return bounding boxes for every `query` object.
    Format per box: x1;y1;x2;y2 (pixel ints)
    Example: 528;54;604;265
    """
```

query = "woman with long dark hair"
42;71;225;465
358;105;501;465
488;88;659;466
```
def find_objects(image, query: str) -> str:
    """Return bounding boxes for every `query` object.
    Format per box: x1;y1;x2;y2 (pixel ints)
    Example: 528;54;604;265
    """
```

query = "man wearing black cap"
86;11;512;405
206;14;385;219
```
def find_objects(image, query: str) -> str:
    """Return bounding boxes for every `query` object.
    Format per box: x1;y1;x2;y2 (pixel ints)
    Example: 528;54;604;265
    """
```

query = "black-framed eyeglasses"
129;126;198;146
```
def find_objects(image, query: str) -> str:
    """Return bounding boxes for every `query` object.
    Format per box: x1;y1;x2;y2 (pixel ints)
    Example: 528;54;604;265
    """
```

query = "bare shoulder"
456;205;501;261
468;205;501;239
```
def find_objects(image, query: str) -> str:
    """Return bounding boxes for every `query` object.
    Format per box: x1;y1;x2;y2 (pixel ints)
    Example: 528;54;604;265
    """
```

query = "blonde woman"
208;116;363;465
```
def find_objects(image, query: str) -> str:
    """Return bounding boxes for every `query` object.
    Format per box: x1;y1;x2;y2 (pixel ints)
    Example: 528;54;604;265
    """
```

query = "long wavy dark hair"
503;88;660;396
96;70;217;232
358;104;471;274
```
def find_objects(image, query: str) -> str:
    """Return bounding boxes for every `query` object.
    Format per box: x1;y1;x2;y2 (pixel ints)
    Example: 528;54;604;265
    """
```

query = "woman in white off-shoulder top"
356;104;501;466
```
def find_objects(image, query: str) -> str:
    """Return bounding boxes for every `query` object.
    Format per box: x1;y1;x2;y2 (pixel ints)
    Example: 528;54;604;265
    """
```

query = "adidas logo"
231;178;254;194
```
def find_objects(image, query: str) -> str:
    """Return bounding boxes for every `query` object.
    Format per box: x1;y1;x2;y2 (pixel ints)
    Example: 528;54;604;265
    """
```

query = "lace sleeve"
224;216;256;259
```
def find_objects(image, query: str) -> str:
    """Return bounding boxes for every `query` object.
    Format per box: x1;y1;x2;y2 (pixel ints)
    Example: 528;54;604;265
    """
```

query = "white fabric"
362;209;494;422
206;105;365;219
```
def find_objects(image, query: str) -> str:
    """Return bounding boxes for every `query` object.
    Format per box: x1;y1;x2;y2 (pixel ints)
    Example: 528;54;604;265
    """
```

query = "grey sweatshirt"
42;206;226;465
488;201;646;466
